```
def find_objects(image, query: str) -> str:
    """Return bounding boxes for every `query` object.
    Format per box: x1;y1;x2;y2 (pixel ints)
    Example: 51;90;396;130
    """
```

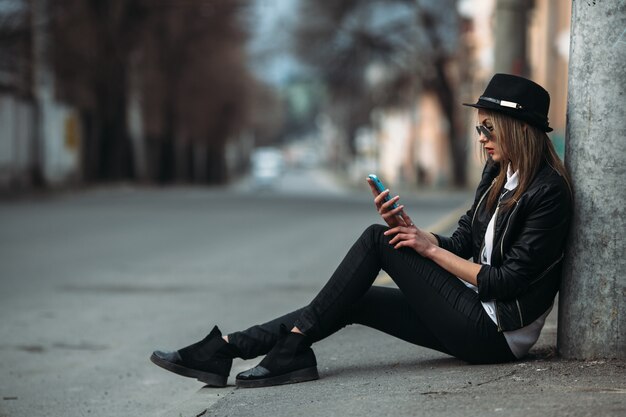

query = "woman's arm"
425;246;481;286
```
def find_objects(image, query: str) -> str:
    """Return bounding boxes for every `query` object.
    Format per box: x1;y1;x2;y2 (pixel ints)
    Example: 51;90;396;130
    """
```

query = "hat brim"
463;102;553;132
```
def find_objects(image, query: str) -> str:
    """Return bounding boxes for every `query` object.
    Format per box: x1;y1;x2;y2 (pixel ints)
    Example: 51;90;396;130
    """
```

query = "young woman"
150;73;572;388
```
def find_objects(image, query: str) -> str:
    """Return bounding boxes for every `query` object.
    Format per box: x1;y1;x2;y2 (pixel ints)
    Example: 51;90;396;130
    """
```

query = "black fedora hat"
464;73;553;132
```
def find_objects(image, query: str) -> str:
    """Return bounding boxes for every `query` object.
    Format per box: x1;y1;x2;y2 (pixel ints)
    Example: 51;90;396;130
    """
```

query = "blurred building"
528;0;570;154
0;0;572;191
0;0;81;190
365;0;571;189
462;0;571;184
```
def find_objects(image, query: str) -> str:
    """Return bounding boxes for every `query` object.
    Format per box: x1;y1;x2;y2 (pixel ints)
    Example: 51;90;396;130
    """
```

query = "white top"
459;164;551;359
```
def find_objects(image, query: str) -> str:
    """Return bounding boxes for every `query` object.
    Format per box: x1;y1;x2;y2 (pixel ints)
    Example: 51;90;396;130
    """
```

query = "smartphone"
368;174;399;210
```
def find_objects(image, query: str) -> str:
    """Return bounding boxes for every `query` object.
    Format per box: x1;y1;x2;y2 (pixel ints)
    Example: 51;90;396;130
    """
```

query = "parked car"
251;147;285;188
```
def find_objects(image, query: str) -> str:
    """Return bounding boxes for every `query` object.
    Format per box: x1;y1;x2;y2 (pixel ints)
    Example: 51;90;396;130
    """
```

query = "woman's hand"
384;212;478;284
366;178;408;228
384;212;437;257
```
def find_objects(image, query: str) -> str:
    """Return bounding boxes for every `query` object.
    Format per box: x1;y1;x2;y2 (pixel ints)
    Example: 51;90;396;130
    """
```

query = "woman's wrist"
424;243;439;259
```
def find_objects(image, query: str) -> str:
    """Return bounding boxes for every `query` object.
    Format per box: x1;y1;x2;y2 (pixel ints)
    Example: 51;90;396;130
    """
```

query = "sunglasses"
475;124;494;140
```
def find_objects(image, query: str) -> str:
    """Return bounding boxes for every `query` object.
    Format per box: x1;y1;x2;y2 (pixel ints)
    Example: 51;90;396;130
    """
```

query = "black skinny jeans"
229;224;515;364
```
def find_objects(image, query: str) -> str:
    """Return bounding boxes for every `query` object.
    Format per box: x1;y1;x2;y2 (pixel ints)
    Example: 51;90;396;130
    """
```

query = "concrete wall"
460;0;572;184
0;94;35;188
0;92;80;189
40;100;81;185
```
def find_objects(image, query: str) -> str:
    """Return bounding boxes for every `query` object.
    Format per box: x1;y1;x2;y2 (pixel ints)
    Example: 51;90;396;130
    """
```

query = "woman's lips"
485;147;494;154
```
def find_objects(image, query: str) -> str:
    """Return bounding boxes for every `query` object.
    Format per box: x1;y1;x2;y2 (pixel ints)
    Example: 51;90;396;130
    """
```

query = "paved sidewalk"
159;207;626;417
161;306;625;417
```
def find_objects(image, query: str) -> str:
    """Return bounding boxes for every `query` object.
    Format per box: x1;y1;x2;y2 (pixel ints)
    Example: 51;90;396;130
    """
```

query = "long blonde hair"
482;110;571;212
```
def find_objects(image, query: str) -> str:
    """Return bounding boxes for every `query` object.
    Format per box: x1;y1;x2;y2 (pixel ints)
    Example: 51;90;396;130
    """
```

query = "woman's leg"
232;283;457;388
232;224;514;387
153;224;513;386
151;284;450;386
290;224;514;364
229;286;450;360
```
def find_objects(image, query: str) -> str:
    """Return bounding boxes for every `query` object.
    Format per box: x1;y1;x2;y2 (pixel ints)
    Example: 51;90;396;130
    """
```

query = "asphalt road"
0;171;471;417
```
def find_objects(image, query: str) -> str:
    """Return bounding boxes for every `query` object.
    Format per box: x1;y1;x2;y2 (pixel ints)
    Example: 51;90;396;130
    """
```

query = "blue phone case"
368;174;399;210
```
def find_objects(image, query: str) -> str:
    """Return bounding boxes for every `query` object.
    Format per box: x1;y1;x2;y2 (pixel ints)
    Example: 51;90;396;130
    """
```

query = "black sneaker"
150;325;239;387
235;325;319;388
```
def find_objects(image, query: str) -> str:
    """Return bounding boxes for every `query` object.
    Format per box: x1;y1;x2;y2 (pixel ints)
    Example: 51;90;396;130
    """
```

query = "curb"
155;387;234;417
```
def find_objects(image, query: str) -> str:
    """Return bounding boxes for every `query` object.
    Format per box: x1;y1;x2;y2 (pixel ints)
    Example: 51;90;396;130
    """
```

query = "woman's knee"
361;224;388;244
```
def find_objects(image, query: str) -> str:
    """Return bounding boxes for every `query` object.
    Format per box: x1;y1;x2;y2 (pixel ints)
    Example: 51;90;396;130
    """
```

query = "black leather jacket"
435;160;571;332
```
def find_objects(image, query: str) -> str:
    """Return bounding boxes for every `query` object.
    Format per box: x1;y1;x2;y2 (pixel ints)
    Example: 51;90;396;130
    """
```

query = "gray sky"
246;0;305;86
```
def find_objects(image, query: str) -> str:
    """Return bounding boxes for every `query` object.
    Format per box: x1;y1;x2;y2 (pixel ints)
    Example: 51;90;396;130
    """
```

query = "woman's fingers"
394;240;410;249
381;197;401;213
384;225;412;236
381;205;404;222
373;189;390;207
388;233;407;245
379;195;402;215
400;212;415;228
366;178;380;198
387;231;416;245
367;178;380;197
384;224;432;254
366;183;406;228
380;195;398;210
391;235;416;248
391;234;425;251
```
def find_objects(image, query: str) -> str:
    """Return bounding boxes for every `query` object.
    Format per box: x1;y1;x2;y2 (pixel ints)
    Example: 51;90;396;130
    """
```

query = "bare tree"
0;0;45;186
48;0;255;184
294;0;467;185
137;0;253;183
0;0;32;95
49;0;149;181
